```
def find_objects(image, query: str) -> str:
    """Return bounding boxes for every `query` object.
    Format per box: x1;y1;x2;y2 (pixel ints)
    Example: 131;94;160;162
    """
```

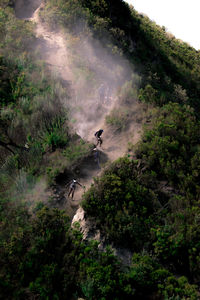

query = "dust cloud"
14;0;143;207
15;0;142;149
67;35;133;138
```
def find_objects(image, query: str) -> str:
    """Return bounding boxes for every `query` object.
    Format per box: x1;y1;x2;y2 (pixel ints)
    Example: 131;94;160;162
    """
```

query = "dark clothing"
67;179;82;199
95;130;103;138
96;137;102;147
95;130;103;147
70;181;76;189
68;187;75;199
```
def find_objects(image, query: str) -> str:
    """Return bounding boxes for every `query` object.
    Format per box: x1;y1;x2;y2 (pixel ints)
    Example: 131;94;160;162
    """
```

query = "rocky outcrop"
72;206;103;243
72;206;133;266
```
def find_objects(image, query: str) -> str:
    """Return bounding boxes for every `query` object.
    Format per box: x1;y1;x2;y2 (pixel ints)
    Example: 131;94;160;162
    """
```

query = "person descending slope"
67;179;83;200
94;129;103;147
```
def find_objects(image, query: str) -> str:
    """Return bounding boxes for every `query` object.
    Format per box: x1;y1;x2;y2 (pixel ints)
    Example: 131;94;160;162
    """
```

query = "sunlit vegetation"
1;0;200;298
42;0;200;111
0;1;93;195
83;102;200;293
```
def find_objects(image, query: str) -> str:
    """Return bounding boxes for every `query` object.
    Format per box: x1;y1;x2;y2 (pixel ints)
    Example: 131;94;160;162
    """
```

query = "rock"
71;207;133;266
72;207;97;240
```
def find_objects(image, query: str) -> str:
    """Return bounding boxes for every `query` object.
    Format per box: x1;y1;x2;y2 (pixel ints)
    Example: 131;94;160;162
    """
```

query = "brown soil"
14;1;143;216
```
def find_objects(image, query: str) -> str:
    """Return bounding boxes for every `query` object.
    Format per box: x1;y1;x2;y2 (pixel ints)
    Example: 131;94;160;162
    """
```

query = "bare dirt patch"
14;0;143;214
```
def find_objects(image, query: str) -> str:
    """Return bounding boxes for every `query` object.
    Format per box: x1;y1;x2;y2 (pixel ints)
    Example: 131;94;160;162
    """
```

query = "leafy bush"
79;244;134;299
136;102;200;193
42;125;68;152
106;108;128;130
82;157;159;250
127;253;198;299
63;139;92;166
139;84;158;104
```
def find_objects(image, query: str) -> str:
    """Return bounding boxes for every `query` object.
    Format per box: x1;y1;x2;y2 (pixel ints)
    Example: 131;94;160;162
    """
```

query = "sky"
125;0;200;50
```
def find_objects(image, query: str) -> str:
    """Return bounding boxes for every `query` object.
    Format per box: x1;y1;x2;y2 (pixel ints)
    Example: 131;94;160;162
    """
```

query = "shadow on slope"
48;149;108;218
15;0;42;19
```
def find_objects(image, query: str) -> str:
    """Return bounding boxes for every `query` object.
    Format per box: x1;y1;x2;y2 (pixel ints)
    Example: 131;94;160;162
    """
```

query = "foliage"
1;197;197;299
136;102;200;196
0;3;72;195
128;253;198;299
0;4;35;55
39;116;68;152
0;57;19;106
40;0;89;32
82;100;200;288
79;243;133;299
43;0;200;113
106;108;128;130
1;0;200;298
63;138;92;166
139;84;159;104
82;157;159;251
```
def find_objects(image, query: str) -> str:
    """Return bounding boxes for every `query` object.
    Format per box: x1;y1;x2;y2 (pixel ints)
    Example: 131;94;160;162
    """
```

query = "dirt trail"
15;1;142;213
32;4;73;83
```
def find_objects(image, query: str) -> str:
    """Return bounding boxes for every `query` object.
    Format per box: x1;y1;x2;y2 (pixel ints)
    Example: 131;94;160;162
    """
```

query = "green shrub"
138;84;158;104
42;128;68;152
127;254;198;299
136;102;200;193
63;139;92;166
82;157;159;250
46;167;60;186
106;108;128;130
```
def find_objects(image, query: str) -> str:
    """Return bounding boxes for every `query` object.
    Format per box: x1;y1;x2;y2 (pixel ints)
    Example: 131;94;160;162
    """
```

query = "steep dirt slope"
14;0;142;213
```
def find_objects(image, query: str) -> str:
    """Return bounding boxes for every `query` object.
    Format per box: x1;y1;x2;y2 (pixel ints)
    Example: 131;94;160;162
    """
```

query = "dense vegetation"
0;1;94;194
83;102;200;281
1;199;198;299
1;0;200;299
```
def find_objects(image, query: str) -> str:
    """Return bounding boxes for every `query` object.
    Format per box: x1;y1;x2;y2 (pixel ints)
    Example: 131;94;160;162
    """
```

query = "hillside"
0;0;200;299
